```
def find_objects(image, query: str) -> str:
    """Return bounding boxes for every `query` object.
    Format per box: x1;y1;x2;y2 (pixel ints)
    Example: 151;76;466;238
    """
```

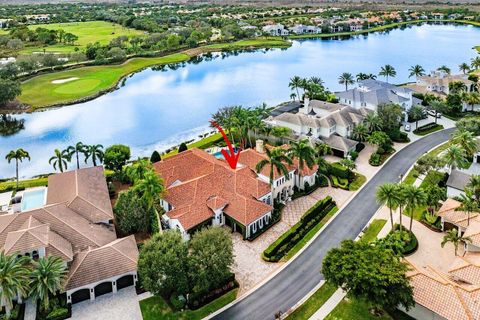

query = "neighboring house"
349;23;363;32
289;24;321;35
25;14;51;22
446;170;471;198
0;19;12;28
262;24;289;36
336;79;419;118
0;167;138;306
432;13;445;20
154;145;318;240
329;24;344;33
265;99;368;157
405;255;480;320
416;71;475;96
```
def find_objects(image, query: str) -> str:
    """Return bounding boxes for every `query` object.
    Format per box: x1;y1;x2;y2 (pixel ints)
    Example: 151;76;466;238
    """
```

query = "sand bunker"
51;77;79;84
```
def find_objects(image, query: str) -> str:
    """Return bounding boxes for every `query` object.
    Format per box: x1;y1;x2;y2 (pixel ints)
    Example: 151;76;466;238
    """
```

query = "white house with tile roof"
0;167;139;308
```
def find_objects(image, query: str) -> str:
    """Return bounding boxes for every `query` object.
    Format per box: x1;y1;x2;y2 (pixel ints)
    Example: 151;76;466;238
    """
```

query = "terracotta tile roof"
47;167;113;223
65;236;138;291
449;255;480;286
464;219;480;247
155;149;273;230
407;261;480;320
438;199;479;229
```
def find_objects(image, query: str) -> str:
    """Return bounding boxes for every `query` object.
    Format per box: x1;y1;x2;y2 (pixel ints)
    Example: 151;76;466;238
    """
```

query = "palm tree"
316;143;332;156
379;64;396;83
289;76;303;101
441;229;471;256
364;113;382;133
408;64;425;78
471;56;480;70
339;158;356;171
30;256;67;312
309;76;324;86
459;190;477;227
351;123;369;142
356;73;377;81
134;170;166;210
459;62;471;74
396;184;408;233
65;142;87;170
451;129;478;157
316;157;331;182
0;253;31;318
376;183;399;229
403;184;427;233
290;93;297;101
85;144;104;166
429;100;445;124
48;149;71;173
288;139;316;184
443;145;468;172
409;105;424;129
5;148;30;189
467;175;480;206
437;65;452;74
463;92;480;112
338;72;355;91
124;158;153;184
256;147;293;186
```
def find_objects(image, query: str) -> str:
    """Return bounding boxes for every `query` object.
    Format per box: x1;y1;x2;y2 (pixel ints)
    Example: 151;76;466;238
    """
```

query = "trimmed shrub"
263;197;336;262
329;162;352;180
178;142;188;153
348;150;359;161
421;170;447;188
46;307;68;320
170;294;186;311
413;122;444;135
330;175;349;190
369;152;382;166
150;150;161;163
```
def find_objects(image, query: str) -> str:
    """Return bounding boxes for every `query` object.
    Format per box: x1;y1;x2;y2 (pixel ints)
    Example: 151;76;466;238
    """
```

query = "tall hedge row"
263;197;336;262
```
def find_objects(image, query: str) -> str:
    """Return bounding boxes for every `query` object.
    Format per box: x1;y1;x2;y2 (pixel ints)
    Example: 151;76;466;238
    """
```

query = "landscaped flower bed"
262;197;337;262
413;122;444;136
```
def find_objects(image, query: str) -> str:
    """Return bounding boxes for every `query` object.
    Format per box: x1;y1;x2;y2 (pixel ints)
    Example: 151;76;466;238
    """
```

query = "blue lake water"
1;23;479;178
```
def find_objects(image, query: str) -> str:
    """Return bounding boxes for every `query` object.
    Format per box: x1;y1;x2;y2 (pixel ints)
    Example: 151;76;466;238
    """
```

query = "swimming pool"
213;148;239;159
21;188;47;212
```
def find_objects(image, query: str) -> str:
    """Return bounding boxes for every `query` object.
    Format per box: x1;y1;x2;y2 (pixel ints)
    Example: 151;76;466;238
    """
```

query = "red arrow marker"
210;120;241;170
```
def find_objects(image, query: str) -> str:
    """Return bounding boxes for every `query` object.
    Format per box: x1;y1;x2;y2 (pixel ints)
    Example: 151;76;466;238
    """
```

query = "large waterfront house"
336;79;420;117
154;144;317;240
416;70;475;96
289;24;321;35
0;167;138;306
264;98;369;157
262;24;289;36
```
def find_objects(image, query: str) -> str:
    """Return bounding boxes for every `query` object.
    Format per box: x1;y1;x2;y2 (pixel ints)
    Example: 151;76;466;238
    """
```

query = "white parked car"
427;110;441;118
404;124;411;132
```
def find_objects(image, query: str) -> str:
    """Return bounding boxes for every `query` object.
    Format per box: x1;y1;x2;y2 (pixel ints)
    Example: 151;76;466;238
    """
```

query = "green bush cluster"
328;162;352;180
170;294;186;311
46;307;69;320
388;129;410;143
263;197;336;262
413;122;444;135
420;170;447;188
330;175;349;189
0;304;20;320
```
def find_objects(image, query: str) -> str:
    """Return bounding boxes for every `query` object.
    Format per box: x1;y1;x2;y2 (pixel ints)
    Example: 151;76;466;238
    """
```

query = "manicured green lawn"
19;53;190;109
360;219;387;243
282;207;338;261
325;298;393;320
21;21;144;54
287;282;338;320
139;289;237;320
0;177;49;192
349;173;367;191
162;132;224;159
403;141;450;186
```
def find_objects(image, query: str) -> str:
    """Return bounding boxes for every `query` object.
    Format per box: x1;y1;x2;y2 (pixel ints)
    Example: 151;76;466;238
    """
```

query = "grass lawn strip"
139;288;238;320
286;282;338;320
360;219;387;243
162;132;225;159
0;177;49;192
325;298;393;320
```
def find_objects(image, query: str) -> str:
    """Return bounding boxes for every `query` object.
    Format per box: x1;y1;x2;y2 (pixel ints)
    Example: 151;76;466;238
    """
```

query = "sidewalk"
308;289;346;320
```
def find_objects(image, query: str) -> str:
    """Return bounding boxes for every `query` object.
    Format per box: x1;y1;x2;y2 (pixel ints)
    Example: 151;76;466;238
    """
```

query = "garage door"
71;288;90;304
94;282;113;298
116;275;134;290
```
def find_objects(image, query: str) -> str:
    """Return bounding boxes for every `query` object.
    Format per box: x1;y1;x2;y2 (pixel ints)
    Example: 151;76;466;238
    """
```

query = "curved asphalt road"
213;128;455;320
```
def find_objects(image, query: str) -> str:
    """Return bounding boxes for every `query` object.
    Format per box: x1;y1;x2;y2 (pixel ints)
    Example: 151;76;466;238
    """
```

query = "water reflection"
0;24;479;178
0;115;25;137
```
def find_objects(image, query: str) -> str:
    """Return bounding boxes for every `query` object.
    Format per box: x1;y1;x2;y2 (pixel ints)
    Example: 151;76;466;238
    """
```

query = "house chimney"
256;140;265;154
303;97;310;114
